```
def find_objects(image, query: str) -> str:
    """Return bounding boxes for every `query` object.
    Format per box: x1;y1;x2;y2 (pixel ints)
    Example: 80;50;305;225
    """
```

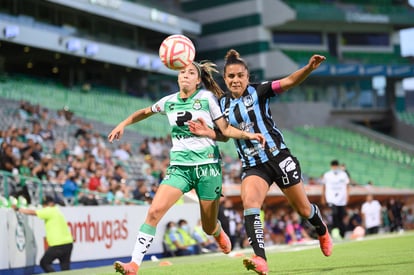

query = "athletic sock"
244;208;266;261
307;204;327;236
212;220;222;237
131;223;156;265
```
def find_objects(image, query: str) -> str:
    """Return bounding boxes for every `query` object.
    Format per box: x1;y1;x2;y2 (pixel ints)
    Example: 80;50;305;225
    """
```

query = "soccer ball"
159;34;195;70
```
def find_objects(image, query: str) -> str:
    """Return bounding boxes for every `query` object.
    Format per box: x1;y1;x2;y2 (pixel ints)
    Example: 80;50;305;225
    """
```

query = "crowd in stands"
0;100;173;206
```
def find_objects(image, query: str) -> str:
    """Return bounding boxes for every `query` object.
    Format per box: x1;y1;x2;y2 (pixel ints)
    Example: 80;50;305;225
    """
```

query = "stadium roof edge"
44;0;201;35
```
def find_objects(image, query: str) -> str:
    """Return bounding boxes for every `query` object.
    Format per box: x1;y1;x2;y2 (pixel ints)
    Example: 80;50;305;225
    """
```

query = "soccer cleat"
318;229;333;257
114;261;139;275
243;255;269;275
214;229;232;254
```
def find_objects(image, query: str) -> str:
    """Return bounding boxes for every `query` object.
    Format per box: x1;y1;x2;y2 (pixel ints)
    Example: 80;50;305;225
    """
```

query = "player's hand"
247;133;266;148
308;55;326;70
108;125;124;143
188;117;212;137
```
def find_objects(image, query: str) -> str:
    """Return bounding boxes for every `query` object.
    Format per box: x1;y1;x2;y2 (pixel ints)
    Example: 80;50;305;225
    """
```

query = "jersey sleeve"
255;81;275;98
151;94;175;114
206;92;224;121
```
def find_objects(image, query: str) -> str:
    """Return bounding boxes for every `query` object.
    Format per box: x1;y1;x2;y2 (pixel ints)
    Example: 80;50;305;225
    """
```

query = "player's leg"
241;175;269;275
114;168;184;275
197;163;231;254
282;182;333;256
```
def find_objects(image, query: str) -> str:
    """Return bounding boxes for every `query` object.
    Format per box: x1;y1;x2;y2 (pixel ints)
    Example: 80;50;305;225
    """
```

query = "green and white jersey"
151;89;223;166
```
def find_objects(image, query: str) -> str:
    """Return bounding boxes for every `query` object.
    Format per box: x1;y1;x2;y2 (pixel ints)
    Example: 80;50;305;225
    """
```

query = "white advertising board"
1;202;201;271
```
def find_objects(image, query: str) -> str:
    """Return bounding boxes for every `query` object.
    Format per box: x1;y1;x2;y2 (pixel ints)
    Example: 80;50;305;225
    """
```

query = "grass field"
42;231;414;275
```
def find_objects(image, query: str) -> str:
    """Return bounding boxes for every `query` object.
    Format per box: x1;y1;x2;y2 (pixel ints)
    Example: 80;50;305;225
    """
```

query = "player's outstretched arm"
279;54;326;91
108;106;154;143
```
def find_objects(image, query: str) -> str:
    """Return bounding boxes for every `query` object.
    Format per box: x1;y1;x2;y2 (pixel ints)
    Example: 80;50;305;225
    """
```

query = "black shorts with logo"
241;149;302;189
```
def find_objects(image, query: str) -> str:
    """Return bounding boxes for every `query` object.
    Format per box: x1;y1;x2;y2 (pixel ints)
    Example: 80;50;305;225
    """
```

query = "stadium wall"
0;203;201;274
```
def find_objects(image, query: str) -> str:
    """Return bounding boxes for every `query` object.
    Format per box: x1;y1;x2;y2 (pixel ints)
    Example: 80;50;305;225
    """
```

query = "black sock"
307;204;327;236
244;213;266;261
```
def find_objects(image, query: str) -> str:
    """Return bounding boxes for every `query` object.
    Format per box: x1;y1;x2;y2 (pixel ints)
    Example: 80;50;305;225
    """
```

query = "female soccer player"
189;49;332;275
108;60;265;275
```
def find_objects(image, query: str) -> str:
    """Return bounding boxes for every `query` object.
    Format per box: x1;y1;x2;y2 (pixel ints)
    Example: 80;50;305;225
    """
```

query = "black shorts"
241;149;302;189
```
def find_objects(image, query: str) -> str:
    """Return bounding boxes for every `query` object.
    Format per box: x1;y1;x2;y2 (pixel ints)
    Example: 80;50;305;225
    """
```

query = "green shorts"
161;163;222;201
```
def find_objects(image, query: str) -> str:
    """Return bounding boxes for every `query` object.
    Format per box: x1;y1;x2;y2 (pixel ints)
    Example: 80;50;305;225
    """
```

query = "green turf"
44;231;414;274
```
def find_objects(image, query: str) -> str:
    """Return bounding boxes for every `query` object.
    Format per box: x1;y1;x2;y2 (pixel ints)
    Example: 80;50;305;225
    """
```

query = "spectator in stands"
403;208;414;230
387;197;404;233
163;221;194;257
192;219;219;253
26;121;44;144
13;195;74;272
139;138;150;155
19;157;33;177
55;109;68;127
132;177;149;202
284;212;312;244
113;143;131;161
113;164;128;184
62;168;78;205
0;143;19;172
22;137;43;162
85;153;98;174
53;139;69;160
222;198;242;250
361;194;382;235
265;210;286;245
74;120;92;139
32;155;53;181
72;137;88;160
347;208;363;232
188;50;331;275
109;60;264;275
106;181;125;205
177;219;200;255
40;120;56;141
147;137;163;159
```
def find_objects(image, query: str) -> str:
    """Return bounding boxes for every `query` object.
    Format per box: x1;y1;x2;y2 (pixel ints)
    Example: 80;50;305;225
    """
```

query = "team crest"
193;99;202;110
243;95;253;107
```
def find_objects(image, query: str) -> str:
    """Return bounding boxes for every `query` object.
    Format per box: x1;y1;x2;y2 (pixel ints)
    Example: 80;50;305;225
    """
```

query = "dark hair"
42;195;55;205
223;49;249;75
193;61;224;98
177;219;187;226
330;160;339;166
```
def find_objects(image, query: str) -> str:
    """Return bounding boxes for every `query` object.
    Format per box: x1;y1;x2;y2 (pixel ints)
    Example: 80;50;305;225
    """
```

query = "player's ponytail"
194;61;224;98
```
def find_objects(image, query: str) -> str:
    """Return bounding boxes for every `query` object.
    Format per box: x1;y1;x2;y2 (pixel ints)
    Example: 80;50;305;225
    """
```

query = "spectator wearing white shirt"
321;160;350;238
361;194;382;235
113;143;131;161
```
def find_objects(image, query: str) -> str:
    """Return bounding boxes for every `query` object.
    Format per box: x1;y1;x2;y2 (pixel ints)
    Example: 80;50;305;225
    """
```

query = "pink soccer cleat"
214;229;232;254
318;229;333;256
114;261;139;275
243;255;269;275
